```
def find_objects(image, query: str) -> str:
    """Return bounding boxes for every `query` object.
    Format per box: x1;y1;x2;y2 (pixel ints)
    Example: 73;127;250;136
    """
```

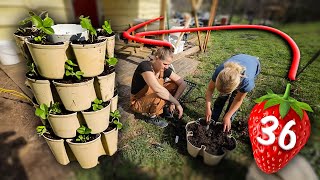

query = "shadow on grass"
72;152;154;180
185;155;248;180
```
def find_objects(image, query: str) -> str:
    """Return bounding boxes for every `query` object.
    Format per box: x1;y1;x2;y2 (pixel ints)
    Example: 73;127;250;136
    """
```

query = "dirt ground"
0;68;75;180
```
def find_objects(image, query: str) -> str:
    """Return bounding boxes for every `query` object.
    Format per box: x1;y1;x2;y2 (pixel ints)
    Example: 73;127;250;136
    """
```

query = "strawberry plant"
92;98;104;111
64;60;84;80
106;57;118;66
35;102;62;120
36;125;48;136
248;83;313;174
76;125;92;143
20;11;55;43
27;62;38;77
102;20;113;35
79;15;97;43
110;110;123;129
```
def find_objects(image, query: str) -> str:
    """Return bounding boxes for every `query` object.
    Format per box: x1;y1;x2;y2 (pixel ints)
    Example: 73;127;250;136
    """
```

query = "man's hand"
176;104;183;119
223;116;231;132
205;106;212;124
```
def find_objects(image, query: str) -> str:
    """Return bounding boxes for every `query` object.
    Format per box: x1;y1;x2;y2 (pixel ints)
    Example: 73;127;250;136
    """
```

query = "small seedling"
76;125;92;143
49;102;61;115
92;98;103;111
27;62;38;77
79;15;97;43
102;20;113;35
36;125;48;136
110;110;123;130
35;103;49;120
65;60;84;80
106;57;118;66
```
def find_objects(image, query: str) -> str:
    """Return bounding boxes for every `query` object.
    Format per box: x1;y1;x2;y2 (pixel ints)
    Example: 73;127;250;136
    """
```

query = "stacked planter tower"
14;15;119;169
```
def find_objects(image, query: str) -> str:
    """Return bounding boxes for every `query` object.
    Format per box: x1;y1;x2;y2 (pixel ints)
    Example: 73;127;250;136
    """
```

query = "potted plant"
35;102;80;138
66;125;106;169
95;57;117;102
53;60;97;111
101;110;122;156
97;20;115;58
23;11;69;79
70;16;107;77
25;62;54;106
13;11;43;61
185;118;237;166
81;98;111;134
36;125;71;165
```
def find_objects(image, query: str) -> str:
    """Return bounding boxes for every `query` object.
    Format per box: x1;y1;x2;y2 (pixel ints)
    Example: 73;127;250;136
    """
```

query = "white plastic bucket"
0;41;20;65
49;24;88;43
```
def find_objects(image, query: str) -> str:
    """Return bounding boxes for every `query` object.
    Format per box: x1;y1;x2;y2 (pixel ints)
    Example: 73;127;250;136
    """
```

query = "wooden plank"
203;0;218;52
172;57;199;78
173;46;200;62
0;58;33;98
160;0;166;40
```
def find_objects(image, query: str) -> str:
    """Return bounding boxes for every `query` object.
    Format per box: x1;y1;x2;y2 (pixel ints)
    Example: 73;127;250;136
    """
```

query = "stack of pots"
16;24;118;169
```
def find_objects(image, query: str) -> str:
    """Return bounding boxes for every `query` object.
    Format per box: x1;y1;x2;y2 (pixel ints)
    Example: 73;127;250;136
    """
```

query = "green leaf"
66;60;77;66
19;17;31;25
77;125;86;134
92;104;98;111
102;20;113;34
254;94;279;103
113;120;123;130
75;71;84;76
43;16;54;28
84;128;92;134
36;126;47;135
266;89;274;94
31;15;43;28
290;102;304;120
279;101;291;118
98;105;104;110
264;98;282;110
65;70;72;76
106;57;118;66
296;101;313;112
42;27;54;35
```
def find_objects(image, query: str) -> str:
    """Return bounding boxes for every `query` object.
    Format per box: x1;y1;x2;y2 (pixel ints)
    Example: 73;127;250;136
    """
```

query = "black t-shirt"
131;61;173;94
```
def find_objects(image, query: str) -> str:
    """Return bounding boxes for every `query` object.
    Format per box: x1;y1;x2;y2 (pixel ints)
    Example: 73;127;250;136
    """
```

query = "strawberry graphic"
248;83;313;174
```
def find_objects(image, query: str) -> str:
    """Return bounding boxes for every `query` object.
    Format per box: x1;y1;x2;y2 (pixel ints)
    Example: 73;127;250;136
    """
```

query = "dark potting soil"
26;72;46;80
28;39;64;45
71;39;105;45
14;28;40;37
71;133;99;143
187;121;236;155
55;77;93;84
99;65;115;76
97;30;115;37
43;131;61;140
84;101;111;112
105;123;117;132
232;120;250;144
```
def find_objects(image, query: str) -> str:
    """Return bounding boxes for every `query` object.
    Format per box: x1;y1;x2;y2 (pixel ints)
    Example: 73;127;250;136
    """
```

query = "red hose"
123;17;300;81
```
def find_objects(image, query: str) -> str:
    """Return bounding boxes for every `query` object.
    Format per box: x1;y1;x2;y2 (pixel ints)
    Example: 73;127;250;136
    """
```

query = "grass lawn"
73;22;320;179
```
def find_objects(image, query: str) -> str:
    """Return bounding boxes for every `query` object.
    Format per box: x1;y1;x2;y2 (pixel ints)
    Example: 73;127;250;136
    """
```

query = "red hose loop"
123;17;300;81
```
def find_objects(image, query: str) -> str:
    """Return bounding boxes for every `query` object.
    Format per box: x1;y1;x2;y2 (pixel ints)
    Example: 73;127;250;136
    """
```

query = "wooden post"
160;0;167;41
203;0;219;52
191;0;203;51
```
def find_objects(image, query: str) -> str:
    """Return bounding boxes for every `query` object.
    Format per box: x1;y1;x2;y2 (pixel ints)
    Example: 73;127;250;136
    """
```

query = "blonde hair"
154;47;173;61
216;62;245;94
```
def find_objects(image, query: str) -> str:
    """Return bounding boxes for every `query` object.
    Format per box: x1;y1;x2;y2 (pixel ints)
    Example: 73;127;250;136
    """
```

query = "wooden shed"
101;0;161;31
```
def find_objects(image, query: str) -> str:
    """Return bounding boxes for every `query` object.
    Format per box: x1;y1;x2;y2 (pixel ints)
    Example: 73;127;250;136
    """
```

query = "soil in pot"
55;77;93;84
99;65;115;76
70;133;99;143
187;120;236;155
28;39;64;45
71;39;105;45
97;29;115;37
232;120;250;144
43;131;61;140
104;122;117;132
14;28;40;36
